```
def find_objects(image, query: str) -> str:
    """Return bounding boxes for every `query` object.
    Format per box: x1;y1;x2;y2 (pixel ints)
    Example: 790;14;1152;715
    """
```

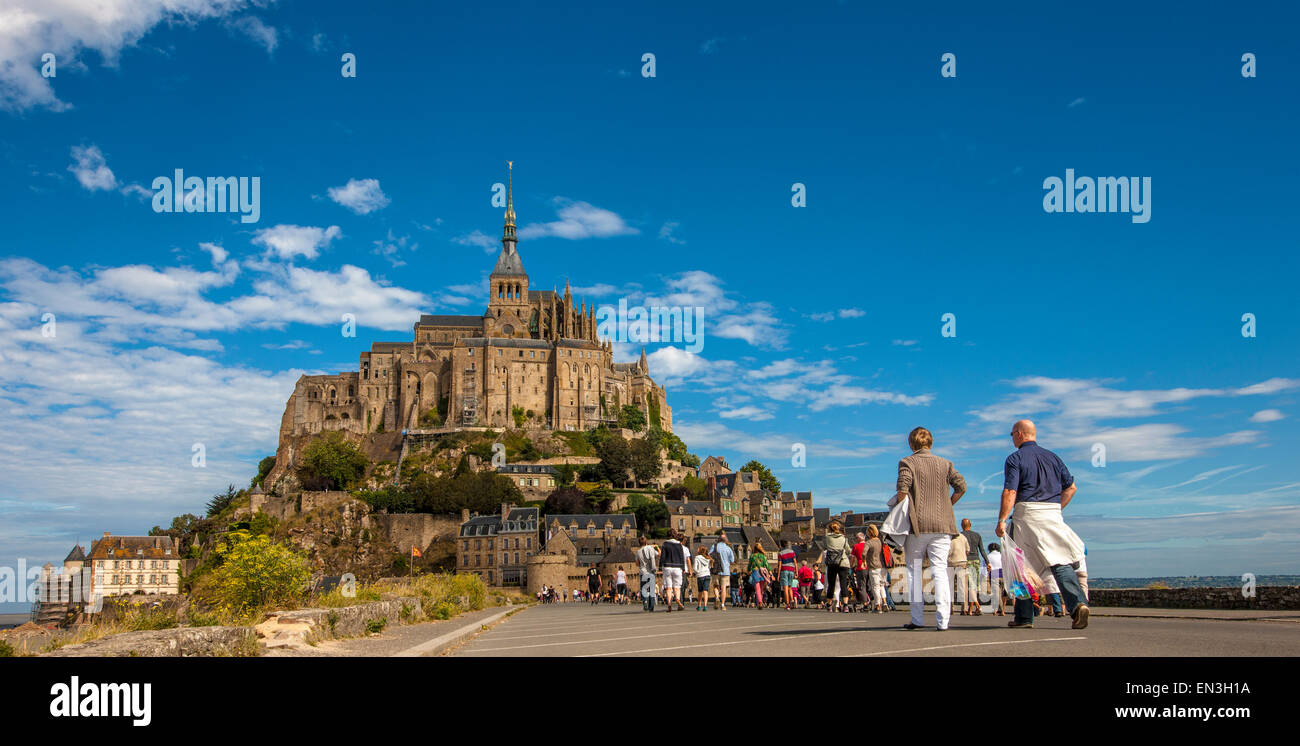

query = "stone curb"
392;605;526;657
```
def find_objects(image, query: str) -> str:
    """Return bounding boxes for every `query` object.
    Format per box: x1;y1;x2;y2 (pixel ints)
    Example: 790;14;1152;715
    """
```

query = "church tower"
487;161;530;338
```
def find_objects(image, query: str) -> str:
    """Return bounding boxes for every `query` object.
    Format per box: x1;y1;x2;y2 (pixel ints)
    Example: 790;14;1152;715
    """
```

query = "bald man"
997;420;1089;629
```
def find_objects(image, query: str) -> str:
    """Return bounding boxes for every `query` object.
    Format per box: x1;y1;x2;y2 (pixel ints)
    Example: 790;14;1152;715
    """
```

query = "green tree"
596;435;632;486
296;431;368;490
739;460;781;494
251;456;276;488
623;494;668;534
585;485;616;513
628;437;662;486
512;405;527;427
205;484;239;517
406;471;523;515
209;532;309;613
681;474;708;500
618;405;647;432
544;486;591;515
555;463;578;487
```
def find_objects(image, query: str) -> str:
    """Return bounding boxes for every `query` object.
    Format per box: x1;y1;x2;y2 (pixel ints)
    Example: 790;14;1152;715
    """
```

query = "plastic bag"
881;496;910;544
1001;532;1046;601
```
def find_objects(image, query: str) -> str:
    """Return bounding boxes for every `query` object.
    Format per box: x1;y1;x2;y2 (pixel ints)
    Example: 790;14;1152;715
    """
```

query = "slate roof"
740;525;779;552
664;499;717;515
459;507;540;537
418;315;483;327
88;535;176;560
545;514;638;531
461;337;552;349
64;545;86;563
491;246;527;276
498;464;558;475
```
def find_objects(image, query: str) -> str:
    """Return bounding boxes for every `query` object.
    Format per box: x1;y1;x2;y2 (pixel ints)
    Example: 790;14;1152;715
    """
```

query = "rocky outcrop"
256;597;422;652
45;626;258;657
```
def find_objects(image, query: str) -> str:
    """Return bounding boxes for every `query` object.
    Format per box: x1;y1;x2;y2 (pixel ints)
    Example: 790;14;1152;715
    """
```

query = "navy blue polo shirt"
1003;441;1073;503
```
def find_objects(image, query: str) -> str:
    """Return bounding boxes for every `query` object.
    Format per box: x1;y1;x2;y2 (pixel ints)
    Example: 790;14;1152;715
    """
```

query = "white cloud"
518;199;638;240
967;376;1298;463
658;221;685;245
252;224;342;261
0;253;432;335
0;300;298;565
327;178;391;215
224;15;277;53
719;406;773;421
371;229;416;267
453;230;498;253
1068;97;1086;108
1250;409;1285;423
0;0;261;113
199;241;228;265
808;308;865;322
68;145;116;190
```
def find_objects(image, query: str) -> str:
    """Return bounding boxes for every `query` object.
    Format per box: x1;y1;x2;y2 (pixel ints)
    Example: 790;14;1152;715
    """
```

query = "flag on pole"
411;546;422;558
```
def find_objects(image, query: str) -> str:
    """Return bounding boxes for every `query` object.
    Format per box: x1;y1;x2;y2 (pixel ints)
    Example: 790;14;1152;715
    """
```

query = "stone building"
56;533;181;600
663;499;726;538
698;455;731;481
456;504;540;587
497;463;558;500
273;165;672;440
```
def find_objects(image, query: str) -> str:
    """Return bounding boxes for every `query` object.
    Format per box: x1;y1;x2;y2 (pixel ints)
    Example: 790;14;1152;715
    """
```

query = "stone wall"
46;626;258;657
365;513;461;554
1088;586;1300;610
301;490;352;513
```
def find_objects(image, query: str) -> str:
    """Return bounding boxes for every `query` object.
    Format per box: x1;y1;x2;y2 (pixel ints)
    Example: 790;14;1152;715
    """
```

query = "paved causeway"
450;603;1300;657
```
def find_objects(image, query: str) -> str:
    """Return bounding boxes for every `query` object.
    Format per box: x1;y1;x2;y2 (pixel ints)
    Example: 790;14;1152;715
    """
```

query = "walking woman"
820;520;853;612
892;426;967;631
747;543;769;608
865;525;888;613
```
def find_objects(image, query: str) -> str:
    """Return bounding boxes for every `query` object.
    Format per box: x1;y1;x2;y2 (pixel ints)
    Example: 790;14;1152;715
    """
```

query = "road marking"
577;627;866;656
460;616;867;653
843;636;1087;656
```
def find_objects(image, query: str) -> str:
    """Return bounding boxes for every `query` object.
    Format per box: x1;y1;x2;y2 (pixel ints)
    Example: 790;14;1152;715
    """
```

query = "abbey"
278;166;672;436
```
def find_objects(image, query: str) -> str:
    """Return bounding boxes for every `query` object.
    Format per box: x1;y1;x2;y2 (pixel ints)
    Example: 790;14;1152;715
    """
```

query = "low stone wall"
365;513;461;554
45;626;258;657
1089;586;1300;610
257;597;422;649
301;490;352;513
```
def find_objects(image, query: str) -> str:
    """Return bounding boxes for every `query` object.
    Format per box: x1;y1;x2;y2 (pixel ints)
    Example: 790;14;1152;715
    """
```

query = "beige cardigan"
894;448;966;536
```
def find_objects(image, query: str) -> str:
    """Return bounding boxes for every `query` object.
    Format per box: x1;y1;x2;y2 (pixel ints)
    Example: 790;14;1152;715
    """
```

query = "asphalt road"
450;602;1300;657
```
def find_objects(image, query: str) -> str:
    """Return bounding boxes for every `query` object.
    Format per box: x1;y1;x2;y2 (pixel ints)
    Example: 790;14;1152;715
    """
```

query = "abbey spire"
491;161;526;278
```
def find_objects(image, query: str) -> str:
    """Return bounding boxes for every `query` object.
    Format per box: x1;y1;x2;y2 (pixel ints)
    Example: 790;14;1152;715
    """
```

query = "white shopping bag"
881;495;910;544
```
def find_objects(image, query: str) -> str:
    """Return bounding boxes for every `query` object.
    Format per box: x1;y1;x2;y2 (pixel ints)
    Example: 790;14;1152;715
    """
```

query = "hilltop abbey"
277;165;672;438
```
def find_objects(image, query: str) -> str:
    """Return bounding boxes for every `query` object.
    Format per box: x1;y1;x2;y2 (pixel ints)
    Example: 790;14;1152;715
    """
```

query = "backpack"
824;535;846;567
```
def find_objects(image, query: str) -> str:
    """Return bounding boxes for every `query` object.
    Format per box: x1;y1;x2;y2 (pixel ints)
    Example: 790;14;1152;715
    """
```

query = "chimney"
103;532;111;538
461;508;470;523
501;502;510;520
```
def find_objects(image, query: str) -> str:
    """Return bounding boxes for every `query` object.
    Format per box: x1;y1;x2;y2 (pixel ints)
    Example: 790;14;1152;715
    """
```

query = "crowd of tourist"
540;419;1091;632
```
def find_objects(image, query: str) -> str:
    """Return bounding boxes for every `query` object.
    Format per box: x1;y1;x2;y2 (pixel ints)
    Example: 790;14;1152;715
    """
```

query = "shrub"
0;641;13;657
296;431;368;490
365;618;388;634
206;532;309;614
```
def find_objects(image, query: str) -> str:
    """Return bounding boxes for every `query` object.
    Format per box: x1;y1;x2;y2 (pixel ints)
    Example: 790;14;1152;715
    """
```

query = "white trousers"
905;533;952;629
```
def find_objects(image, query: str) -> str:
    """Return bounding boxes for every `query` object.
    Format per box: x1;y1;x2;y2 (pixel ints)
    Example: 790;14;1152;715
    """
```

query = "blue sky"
1;0;1298;602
